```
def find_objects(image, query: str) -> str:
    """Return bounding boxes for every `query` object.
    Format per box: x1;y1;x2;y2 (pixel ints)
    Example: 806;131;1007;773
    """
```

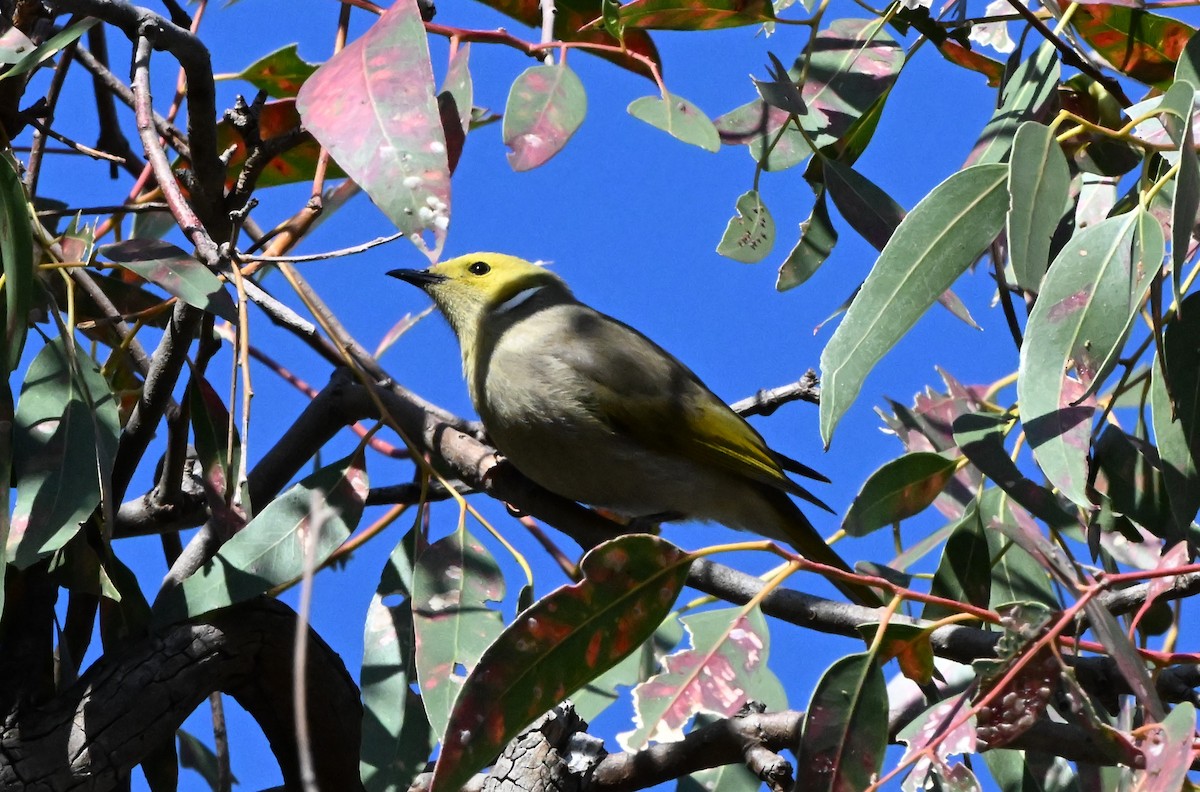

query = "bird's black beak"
387;268;447;289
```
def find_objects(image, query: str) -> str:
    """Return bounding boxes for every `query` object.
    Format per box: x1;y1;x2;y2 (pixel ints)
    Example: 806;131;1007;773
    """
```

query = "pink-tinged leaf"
503;64;588;172
0;26;33;64
413;529;506;740
99;239;238;322
618;606;784;751
151;452;368;626
797;652;888;792
842;452;959;537
1066;2;1195;88
475;0;661;79
9;338;119;568
296;0;450;259
611;0;775;30
896;692;977;791
431;535;692;792
1017;211;1141;509
375;305;433;358
226;43;319;99
1138;702;1196;791
185;368;241;505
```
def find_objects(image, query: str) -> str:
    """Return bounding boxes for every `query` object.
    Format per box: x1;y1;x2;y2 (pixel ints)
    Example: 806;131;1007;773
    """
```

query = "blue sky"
23;0;1044;788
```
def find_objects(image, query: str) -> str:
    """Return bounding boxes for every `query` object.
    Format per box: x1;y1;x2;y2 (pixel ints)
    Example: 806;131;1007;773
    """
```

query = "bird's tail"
759;489;883;608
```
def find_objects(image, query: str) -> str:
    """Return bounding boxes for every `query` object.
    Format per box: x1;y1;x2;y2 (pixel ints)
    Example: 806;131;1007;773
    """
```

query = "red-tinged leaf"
472;0;660;79
613;0;775;30
9;338;119;568
503;64;587;171
226;43;318;99
897;692;978;789
151;452;368;626
99;239;238;323
618;606;784;751
975;644;1059;749
856;622;935;684
430;535;692;792
413;529;506;740
214;98;346;188
937;40;1004;86
1138;702;1196;791
297;0;451;259
185;369;240;504
797;652;888;792
842;452;959;536
1066;2;1195;88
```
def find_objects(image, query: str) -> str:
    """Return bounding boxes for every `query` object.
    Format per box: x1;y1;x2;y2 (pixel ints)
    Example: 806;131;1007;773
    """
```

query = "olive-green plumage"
390;253;878;606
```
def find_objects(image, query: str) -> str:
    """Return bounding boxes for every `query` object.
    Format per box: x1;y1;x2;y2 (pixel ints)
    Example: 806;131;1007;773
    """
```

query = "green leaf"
716;190;774;263
10;338;119;568
820;164;1009;445
797;653;888;792
440;43;474;139
186;369;240;504
923;501;991;620
414;528;506;740
100;240;238;322
0;17;97;81
1081;601;1164;720
361;529;433;791
619;606;785;751
1141;702;1196;789
503;64;587;172
296;0;451;258
0;153;32;374
151;452;368;625
430;535;692;792
822;158;905;251
777;188;837;290
1159;80;1198;303
225;43;318;98
1151;349;1200;537
970;42;1059;165
842;452;958;537
178;729;239;789
612;0;776;30
1007;122;1071;292
628;93;720;152
1017;211;1142;508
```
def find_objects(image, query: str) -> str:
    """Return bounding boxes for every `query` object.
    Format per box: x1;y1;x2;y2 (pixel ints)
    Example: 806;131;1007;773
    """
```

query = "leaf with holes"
100;240;238;322
503;64;587;172
717;190;774;263
151;451;367;626
297;0;450;258
618;606;785;751
414;528;506;740
430;535;692;792
628;93;720;152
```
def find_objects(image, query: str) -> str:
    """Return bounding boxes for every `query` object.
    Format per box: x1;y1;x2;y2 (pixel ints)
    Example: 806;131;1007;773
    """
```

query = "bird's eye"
468;261;490;276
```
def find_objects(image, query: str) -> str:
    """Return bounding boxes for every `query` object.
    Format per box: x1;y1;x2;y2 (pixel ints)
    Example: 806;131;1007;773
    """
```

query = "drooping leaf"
430;535;692;792
612;0;775;29
503;64;587;171
937;40;1004;86
1081;601;1164;720
820;164;1009;445
1067;3;1195;88
969;42;1059;165
414;528;506;740
1158;79;1199;303
1151;350;1200;538
1007;122;1071;292
440;44;474;140
9;338;119;568
842;452;959;537
178;729;239;790
797;653;888;792
0;153;33;373
225;43;319;98
618;606;785;751
296;0;451;259
99;240;238;322
0;17;97;81
823;158;905;251
186;369;240;504
923;501;991;620
855;622;935;685
361;529;433;792
628;93;720;151
151;452;368;625
716;190;774;263
1017;211;1142;508
1093;426;1172;537
777;188;837;290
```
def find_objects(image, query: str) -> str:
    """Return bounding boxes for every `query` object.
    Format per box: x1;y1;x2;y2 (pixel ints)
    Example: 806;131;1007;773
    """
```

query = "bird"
389;253;879;607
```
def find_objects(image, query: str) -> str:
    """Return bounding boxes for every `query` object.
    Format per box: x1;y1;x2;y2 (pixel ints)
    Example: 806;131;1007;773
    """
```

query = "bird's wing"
552;308;830;510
